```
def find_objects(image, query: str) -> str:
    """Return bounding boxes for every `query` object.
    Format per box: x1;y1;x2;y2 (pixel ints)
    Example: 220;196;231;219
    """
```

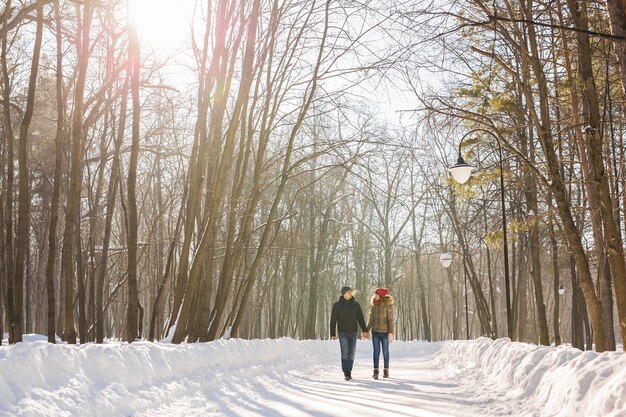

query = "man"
330;286;368;381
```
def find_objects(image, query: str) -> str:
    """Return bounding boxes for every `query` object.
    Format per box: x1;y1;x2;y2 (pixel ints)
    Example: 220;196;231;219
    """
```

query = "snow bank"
434;337;626;417
0;338;319;416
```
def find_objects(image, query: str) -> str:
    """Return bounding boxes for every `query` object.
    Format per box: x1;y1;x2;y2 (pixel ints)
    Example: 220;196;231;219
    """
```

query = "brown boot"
383;368;389;378
373;369;379;380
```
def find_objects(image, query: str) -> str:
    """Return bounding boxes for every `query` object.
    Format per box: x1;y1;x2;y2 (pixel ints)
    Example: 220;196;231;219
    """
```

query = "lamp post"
439;252;469;339
448;128;513;339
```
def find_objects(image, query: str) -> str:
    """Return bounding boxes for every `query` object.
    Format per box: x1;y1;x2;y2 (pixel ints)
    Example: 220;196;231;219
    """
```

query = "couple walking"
330;286;395;381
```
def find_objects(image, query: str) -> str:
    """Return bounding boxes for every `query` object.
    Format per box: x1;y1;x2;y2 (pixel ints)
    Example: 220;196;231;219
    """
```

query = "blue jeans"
338;332;357;375
372;332;390;369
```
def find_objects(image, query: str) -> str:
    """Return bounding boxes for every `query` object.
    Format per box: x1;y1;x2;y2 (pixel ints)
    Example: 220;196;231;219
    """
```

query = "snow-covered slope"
435;338;626;417
0;336;624;416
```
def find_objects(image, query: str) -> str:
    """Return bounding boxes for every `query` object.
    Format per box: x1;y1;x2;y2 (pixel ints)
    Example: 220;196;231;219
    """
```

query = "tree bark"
166;0;218;337
61;1;93;344
95;76;128;343
174;0;262;343
449;195;494;337
548;194;562;345
13;2;44;343
566;0;624;348
75;200;87;342
2;0;16;344
125;6;142;343
604;0;626;95
518;0;607;351
44;0;67;344
521;124;549;345
412;208;431;341
229;0;332;338
554;0;616;350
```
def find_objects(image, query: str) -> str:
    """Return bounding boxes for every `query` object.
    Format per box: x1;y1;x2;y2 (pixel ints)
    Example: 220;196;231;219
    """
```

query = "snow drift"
0;336;624;416
435;338;626;417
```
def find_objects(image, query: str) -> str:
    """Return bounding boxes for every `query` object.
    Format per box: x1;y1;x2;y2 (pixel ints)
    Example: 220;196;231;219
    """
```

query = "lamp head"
449;155;473;184
439;252;453;269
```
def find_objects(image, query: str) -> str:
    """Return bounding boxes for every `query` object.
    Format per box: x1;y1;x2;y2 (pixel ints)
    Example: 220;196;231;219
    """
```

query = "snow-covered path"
141;353;490;417
2;336;626;417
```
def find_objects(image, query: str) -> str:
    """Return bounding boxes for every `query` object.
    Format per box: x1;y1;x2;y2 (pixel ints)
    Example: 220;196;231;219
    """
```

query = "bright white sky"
130;0;195;50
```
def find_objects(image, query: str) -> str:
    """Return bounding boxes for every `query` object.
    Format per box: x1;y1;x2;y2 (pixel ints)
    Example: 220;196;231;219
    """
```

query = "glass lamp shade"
449;156;473;184
558;286;565;295
439;252;453;269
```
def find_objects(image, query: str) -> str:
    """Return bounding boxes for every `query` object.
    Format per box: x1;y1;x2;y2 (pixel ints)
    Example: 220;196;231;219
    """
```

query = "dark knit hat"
341;286;352;295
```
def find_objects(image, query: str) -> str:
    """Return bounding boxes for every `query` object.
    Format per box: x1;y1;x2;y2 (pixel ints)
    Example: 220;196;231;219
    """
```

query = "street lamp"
439;252;470;340
558;285;565;295
448;128;513;340
448;156;473;184
439;252;453;269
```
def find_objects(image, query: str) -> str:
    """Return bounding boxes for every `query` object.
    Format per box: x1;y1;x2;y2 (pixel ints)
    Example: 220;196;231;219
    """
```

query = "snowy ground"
1;336;625;417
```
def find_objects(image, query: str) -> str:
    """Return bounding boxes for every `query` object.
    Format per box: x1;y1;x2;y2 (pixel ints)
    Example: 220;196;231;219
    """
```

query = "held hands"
330;334;370;340
388;333;394;343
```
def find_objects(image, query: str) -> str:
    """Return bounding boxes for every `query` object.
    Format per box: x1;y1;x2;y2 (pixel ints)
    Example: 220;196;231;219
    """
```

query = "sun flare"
130;0;191;50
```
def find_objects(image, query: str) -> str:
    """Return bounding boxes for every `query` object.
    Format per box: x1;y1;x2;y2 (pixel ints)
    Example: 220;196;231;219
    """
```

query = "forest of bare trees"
1;0;625;353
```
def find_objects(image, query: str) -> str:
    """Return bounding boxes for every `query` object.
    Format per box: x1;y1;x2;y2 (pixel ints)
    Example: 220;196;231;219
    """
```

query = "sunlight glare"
130;0;191;50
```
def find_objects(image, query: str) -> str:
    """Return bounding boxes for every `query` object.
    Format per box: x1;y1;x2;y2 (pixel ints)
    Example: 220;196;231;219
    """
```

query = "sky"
129;0;421;131
131;0;195;51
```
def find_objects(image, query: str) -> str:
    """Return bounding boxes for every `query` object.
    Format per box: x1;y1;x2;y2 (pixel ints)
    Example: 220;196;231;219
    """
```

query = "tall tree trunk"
229;0;331;338
548;194;562;345
485;244;498;339
305;167;342;339
174;0;262;343
204;0;294;341
148;215;182;341
0;193;4;346
96;77;128;343
86;112;111;342
200;95;253;342
304;171;318;340
412;209;431;341
523;131;549;345
518;0;607;351
13;2;44;343
125;5;142;343
61;1;93;344
555;1;616;350
449;195;493;337
45;0;66;344
165;0;216;337
517;236;529;342
75;196;87;342
148;155;184;341
566;0;625;349
2;0;15;344
604;0;626;95
570;255;584;349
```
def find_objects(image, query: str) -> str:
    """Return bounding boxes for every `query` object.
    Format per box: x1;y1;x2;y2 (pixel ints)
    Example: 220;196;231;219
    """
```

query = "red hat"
375;288;389;297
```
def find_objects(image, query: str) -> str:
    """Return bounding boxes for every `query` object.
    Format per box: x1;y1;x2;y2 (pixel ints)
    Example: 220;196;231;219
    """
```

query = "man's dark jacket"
330;295;367;337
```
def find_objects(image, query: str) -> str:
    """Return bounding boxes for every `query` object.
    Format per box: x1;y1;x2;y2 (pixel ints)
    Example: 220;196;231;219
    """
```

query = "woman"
367;287;395;379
